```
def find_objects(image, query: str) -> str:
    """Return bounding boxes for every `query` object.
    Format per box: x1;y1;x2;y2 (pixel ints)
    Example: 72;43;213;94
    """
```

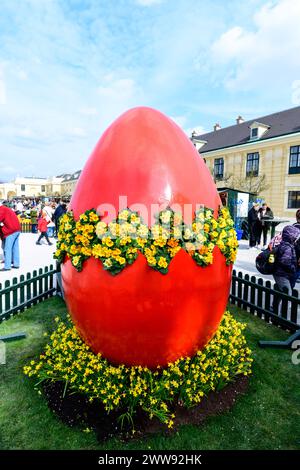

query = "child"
36;215;53;246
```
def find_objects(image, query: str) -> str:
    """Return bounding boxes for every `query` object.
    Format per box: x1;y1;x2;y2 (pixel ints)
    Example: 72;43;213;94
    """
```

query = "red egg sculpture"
61;107;232;368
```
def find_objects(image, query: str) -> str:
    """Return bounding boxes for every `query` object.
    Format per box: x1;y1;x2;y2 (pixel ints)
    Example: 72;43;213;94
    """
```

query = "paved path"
0;233;57;284
234;239;274;282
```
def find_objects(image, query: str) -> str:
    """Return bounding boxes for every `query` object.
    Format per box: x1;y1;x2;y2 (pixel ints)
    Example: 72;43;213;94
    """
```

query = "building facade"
191;106;300;218
0;176;48;199
60;171;81;197
0;171;82;200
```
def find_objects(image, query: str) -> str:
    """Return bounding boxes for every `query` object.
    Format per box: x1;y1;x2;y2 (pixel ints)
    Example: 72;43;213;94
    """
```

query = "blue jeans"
3;231;20;269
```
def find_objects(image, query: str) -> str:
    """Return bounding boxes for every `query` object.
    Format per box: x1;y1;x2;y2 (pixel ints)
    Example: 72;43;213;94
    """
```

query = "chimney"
236;115;244;125
213;123;221;131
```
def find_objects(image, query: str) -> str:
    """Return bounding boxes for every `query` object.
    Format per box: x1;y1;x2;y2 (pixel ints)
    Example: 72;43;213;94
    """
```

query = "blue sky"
1;0;300;180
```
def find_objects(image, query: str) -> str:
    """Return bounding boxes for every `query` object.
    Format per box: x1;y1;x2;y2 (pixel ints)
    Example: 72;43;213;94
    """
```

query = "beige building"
191;106;300;218
0;171;82;200
60;170;81;197
0;176;48;199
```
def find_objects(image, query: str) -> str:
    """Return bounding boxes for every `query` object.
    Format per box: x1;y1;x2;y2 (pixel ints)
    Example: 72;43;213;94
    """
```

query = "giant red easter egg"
61;107;232;368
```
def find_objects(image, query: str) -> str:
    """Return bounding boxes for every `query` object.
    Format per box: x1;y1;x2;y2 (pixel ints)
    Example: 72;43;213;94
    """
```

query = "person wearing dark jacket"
53;202;67;237
258;203;274;248
0;202;21;271
273;225;300;295
248;203;260;248
291;209;300;288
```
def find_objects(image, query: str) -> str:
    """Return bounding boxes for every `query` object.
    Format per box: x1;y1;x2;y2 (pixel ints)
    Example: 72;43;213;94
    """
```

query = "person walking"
258;203;274;249
36;215;53;246
0;201;21;271
42;201;55;238
53;201;67;237
248;203;260;249
273;225;300;295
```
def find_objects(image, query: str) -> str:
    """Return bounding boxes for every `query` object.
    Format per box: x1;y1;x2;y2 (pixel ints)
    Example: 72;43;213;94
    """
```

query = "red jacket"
38;217;48;233
0;206;21;238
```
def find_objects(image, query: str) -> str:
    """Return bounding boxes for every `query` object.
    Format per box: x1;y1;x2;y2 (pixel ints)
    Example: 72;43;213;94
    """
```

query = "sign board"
237;192;249;218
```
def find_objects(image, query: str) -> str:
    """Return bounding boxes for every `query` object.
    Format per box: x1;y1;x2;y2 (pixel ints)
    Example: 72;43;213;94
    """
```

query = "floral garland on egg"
54;207;238;275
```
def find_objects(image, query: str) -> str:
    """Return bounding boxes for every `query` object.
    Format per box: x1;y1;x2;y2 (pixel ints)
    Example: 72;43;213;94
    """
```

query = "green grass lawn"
0;297;299;450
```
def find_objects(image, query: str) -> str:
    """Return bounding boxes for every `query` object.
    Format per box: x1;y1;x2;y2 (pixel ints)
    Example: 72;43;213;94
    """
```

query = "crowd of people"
247;202;274;250
0;198;68;271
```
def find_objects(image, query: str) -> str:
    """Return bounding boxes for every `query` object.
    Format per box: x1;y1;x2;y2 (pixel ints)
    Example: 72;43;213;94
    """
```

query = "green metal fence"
20;221;33;233
0;265;57;322
1;263;299;332
230;269;300;332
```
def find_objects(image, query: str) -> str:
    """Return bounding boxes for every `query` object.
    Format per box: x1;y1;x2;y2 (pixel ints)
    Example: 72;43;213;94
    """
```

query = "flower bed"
24;312;252;432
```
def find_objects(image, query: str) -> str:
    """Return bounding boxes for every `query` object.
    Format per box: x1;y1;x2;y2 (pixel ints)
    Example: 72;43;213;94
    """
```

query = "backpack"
255;248;278;275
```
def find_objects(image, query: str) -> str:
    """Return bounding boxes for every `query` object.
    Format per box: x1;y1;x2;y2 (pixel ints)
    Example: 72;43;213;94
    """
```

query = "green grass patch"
0;298;299;450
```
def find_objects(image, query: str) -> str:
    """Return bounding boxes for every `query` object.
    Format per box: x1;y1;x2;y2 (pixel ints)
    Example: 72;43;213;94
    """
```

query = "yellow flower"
160;211;172;224
158;257;168;269
70;245;78;255
118;209;129;221
72;256;80;266
89;212;99;222
137;225;149;237
146;256;157;266
103;236;114;247
96;221;107;237
104;258;112;268
153;237;167;247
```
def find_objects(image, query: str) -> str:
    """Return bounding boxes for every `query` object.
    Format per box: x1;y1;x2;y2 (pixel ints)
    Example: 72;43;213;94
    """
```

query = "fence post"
250;276;257;314
257;278;263;318
19;275;25;312
38;268;43;299
264;280;272;323
231;269;236;305
12;277;18;312
291;289;299;324
272;284;281;325
5;279;11;314
242;273;249;311
237;272;243;308
26;272;32;309
44;266;49;299
281;286;289;320
32;270;38;305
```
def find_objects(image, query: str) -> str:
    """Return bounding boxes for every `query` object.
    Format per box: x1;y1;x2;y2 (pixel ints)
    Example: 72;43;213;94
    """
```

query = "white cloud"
184;126;207;137
97;77;145;128
79;107;98;116
0;67;6;105
210;0;300;95
135;0;163;6
291;80;300;105
170;115;187;128
68;127;87;138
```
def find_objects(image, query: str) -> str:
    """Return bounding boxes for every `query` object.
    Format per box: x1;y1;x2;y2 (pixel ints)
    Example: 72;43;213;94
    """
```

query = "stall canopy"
218;187;256;229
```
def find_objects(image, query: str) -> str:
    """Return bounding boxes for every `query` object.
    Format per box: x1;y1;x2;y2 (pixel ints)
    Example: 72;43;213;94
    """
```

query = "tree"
228;173;270;195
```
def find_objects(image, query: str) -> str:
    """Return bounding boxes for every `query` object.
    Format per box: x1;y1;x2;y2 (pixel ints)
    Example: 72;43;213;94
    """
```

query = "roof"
217;187;256;195
194;106;300;153
61;170;82;182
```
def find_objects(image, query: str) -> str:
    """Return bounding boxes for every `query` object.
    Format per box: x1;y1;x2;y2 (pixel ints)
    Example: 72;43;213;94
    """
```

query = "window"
21;184;25;191
246;152;259;177
289;146;300;174
251;128;258;139
214;158;224;179
41;185;45;192
288;191;300;209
